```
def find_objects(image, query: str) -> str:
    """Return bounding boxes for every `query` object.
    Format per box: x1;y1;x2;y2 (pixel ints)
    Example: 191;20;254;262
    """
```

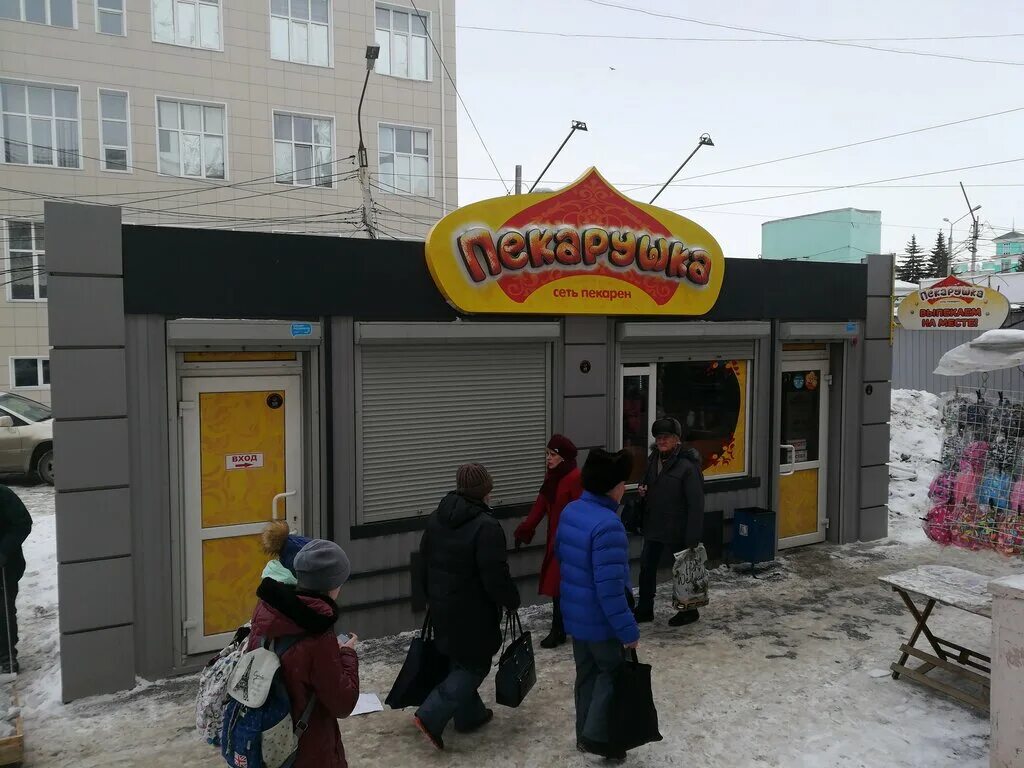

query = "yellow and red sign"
424;168;725;315
897;275;1010;331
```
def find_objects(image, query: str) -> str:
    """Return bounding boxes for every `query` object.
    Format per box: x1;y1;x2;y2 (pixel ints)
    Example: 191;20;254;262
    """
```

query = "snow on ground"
9;391;1024;767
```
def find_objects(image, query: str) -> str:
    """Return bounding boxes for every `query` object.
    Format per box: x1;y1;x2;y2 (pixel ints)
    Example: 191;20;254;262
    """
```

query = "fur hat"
652;417;683;438
581;448;633;495
457;463;494;501
546;434;578;461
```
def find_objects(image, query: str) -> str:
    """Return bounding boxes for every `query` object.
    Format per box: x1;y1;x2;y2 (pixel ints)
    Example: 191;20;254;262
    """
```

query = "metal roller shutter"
620;341;755;363
358;342;551;524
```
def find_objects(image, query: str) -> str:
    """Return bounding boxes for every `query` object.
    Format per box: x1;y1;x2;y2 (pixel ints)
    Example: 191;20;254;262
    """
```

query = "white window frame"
0;0;78;28
97;88;131;173
0;78;83;170
154;95;228;180
151;0;223;51
94;0;125;35
8;357;49;390
271;109;335;189
376;122;433;198
268;0;333;68
5;220;46;303
374;3;432;82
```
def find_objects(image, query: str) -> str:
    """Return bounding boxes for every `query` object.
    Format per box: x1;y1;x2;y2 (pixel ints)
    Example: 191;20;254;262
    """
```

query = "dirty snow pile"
888;389;944;544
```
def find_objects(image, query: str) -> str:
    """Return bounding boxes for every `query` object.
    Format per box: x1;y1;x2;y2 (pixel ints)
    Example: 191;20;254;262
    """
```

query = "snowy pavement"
11;389;1024;767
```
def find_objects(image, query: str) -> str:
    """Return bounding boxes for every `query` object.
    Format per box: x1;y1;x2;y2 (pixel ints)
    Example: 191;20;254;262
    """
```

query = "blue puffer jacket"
556;491;639;644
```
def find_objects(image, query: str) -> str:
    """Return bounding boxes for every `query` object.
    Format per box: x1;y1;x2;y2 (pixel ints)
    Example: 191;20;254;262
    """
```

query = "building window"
0;81;80;168
0;0;75;27
374;5;428;80
270;0;330;67
98;89;130;171
378;124;430;196
95;0;124;35
621;359;750;482
152;0;221;49
156;98;225;179
273;112;332;187
10;358;49;389
6;221;46;302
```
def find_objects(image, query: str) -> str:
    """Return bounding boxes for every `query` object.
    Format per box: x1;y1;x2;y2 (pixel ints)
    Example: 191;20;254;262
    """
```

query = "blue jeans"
415;660;490;735
572;638;624;745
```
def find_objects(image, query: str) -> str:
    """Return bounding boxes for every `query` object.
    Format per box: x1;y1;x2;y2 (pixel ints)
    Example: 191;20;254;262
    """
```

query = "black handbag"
620;496;644;534
494;610;536;708
384;611;450;709
607;649;663;752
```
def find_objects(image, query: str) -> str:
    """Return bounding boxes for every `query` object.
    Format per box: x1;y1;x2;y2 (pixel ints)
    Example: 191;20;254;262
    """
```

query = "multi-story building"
761;207;882;264
994;230;1024;258
0;0;458;403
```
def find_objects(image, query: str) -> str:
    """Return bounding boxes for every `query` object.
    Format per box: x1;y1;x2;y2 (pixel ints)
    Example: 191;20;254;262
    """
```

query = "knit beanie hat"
546;434;578;462
652;417;683;438
457;463;494;501
294;539;352;593
581;448;633;495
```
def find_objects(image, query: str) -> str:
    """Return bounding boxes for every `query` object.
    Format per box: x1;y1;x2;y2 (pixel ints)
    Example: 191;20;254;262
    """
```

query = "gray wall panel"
859;464;889;510
44;201;123;276
60;625;136;702
863;339;894;382
865;297;892;339
867;253;894;297
563;396;608;449
53;418;130;491
861;423;890;467
859;506;889;542
58;557;134;633
862;381;891;425
564;344;607;397
564;317;608;344
48;276;125;348
49;348;127;419
55;488;131;563
126;315;174;680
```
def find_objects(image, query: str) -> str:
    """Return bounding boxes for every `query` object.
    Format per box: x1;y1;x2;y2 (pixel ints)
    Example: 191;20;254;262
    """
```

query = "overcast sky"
452;0;1024;263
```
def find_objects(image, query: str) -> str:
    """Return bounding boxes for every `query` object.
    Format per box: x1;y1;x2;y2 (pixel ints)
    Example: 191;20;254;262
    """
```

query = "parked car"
0;393;53;485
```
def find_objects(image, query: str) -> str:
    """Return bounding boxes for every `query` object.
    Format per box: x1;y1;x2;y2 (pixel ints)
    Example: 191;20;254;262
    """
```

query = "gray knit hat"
456;463;494;501
294;539;351;593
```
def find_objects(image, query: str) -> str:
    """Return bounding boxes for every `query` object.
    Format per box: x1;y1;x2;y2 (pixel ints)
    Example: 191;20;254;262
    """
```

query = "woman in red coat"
514;434;582;648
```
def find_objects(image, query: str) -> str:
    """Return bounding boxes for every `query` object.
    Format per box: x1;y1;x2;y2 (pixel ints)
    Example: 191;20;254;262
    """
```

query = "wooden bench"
879;565;992;712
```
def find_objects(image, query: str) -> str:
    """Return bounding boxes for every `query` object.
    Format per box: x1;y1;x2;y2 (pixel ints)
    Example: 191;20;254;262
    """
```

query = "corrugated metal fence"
892;312;1024;394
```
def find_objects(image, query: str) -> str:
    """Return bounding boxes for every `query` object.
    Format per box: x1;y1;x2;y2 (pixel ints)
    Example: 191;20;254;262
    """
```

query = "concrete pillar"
560;317;612;462
990;574;1024;768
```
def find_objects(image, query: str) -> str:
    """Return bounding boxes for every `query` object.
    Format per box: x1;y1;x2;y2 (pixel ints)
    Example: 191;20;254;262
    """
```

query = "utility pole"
960;182;980;273
514;164;522;195
357;45;380;238
528;120;588;193
650;133;714;205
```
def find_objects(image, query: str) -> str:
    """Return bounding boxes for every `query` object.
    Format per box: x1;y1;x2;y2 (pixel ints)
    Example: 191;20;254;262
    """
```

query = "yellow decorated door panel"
779;469;819;539
182;375;303;655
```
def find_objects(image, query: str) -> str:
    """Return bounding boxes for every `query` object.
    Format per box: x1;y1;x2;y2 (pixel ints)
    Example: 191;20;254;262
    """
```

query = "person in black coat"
413;464;520;750
635;417;704;627
0;485;31;673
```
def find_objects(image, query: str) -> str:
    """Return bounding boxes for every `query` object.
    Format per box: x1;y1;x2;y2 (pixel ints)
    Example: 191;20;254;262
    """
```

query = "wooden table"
879;565;992;712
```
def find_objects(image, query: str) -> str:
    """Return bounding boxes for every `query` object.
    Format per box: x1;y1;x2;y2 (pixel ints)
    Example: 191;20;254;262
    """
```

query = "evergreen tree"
926;231;949;278
896;235;927;283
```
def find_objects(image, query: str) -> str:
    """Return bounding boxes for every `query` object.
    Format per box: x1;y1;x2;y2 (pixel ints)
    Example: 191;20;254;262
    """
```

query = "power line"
458;24;1024;44
408;0;510;194
580;0;1024;67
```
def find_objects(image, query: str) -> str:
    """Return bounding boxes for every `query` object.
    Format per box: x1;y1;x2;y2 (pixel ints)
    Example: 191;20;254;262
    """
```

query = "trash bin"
731;507;776;573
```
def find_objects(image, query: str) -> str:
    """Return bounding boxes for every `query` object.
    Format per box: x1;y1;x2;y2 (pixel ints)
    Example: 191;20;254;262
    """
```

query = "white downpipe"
438;0;448;215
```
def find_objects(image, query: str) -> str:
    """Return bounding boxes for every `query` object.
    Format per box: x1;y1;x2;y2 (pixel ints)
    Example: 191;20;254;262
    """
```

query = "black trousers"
0;566;20;664
637;539;666;614
551;597;564;634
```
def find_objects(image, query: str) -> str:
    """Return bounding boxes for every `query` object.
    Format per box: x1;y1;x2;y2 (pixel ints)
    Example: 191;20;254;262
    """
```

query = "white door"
181;376;303;654
620;364;656;485
778;358;829;549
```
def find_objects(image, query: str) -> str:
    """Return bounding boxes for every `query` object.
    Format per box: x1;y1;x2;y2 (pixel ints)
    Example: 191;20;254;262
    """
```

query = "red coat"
249;594;360;768
515;467;583;597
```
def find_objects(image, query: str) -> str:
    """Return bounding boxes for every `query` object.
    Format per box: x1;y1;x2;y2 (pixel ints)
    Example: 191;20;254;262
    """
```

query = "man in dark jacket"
414;463;520;750
636;417;705;627
247;539;359;768
0;485;31;673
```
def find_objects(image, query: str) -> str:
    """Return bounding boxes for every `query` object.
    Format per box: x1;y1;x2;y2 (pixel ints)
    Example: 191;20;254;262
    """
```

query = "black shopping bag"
608;650;663;752
384;612;450;709
494;610;536;708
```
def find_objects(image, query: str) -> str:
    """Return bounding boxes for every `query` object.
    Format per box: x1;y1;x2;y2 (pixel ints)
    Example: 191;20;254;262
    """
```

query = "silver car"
0;393;54;485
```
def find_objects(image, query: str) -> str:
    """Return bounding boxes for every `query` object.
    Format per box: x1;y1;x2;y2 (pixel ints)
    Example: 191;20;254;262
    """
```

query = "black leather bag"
385;612;450;709
608;650;663;752
494;610;536;708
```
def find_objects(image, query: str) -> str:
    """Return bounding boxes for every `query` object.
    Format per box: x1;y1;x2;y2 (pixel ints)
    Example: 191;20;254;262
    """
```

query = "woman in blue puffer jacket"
556;448;639;761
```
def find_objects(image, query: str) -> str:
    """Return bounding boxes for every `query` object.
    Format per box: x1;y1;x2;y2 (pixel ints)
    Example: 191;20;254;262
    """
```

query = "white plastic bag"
672;544;710;611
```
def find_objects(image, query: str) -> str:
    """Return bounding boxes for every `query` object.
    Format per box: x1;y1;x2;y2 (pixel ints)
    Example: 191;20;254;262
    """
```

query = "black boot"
633;606;654;623
668;609;700;627
540;598;567;648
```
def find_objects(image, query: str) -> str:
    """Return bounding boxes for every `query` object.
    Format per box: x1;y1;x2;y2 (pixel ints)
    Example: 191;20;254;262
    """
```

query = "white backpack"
195;624;251;746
